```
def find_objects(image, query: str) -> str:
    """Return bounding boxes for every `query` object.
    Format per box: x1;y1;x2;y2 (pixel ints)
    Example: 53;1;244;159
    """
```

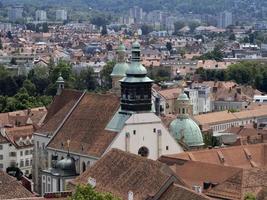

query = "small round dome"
117;43;126;52
170;117;204;147
56;155;76;174
178;92;189;101
111;63;129;77
56;74;64;83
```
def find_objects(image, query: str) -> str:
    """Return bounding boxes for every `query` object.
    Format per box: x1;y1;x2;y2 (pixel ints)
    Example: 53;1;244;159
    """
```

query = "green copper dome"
126;40;147;76
178;92;189;101
126;62;147;75
111;63;129;77
56;73;64;83
170;117;204;147
111;42;129;77
117;43;126;52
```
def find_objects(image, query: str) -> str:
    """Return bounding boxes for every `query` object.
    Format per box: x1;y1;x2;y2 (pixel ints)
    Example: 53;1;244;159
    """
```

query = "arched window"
82;162;86;172
138;147;149;157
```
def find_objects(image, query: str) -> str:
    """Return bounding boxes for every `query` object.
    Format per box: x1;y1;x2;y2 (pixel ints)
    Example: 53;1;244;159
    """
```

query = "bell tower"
120;39;153;112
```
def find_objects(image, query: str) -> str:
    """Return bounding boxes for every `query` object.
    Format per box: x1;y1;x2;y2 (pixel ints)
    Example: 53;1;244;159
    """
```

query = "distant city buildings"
56;10;67;21
36;10;47;22
8;6;23;22
129;6;143;22
218;11;233;28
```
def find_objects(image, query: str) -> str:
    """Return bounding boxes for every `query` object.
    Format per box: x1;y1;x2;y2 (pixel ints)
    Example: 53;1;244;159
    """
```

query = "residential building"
56;10;67;21
129;6;143;22
8;6;23;22
36;10;47;22
218;11;233;28
193;105;267;133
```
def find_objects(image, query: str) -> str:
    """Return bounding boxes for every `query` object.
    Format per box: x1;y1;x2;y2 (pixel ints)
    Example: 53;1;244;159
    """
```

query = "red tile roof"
69;149;197;200
0;171;35;199
47;93;120;157
161;143;267;169
205;168;267;200
38;90;83;135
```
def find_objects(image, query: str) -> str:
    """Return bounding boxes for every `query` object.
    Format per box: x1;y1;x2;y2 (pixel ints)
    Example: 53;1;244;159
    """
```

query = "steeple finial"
67;139;70;156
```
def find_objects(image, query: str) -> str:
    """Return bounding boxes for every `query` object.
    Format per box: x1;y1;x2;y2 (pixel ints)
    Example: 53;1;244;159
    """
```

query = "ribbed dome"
56;75;64;83
55;155;76;175
178;92;189;101
111;63;129;77
170;117;204;147
111;42;129;77
126;62;147;76
117;43;126;52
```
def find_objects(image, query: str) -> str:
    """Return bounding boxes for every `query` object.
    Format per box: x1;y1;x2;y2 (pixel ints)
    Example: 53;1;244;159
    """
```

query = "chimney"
128;191;134;200
192;185;202;193
88;177;96;188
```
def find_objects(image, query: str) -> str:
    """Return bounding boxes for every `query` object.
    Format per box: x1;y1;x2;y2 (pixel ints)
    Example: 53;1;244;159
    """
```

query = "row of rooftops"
1;144;267;200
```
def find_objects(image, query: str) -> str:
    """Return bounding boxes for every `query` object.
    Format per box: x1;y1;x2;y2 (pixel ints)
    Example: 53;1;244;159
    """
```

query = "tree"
140;24;153;35
229;33;236;41
10;57;17;65
75;67;98;91
188;20;200;33
166;42;172;51
23;79;36;96
244;193;256;200
7;31;13;40
70;185;121;200
100;61;115;90
91;15;110;27
101;25;108;36
174;21;185;34
42;23;49;33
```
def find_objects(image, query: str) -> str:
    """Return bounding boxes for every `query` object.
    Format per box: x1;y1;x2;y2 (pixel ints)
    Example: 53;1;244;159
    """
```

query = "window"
20;160;24;167
133;130;136;135
166;146;169;150
138;147;149;157
20;151;23;156
153;128;156;133
0;155;3;160
25;170;29;175
25;159;30;166
10;152;16;157
0;145;2;150
25;150;29;155
0;164;3;169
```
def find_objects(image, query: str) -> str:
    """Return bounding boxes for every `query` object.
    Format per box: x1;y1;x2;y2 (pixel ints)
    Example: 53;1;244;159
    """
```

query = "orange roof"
161;143;267;169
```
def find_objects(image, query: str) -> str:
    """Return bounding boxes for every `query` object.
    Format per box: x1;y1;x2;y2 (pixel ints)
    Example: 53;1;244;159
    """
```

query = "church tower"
110;40;129;95
56;73;64;95
120;39;153;112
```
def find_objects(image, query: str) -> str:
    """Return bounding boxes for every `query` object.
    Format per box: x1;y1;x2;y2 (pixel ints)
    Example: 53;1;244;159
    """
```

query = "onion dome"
111;43;129;77
55;154;77;176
